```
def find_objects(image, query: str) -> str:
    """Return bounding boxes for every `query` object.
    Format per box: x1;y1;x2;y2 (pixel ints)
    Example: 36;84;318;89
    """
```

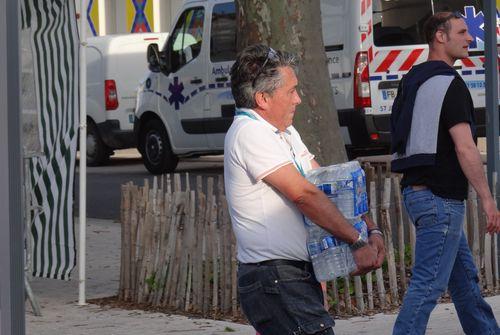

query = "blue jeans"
393;187;499;335
238;261;335;335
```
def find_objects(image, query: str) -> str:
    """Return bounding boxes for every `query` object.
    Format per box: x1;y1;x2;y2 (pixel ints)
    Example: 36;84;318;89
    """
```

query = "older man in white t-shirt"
224;44;385;335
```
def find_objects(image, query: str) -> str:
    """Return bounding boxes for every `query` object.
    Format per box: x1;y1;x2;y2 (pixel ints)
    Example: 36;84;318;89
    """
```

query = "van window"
321;0;345;50
373;0;432;46
210;2;236;62
164;7;204;73
373;0;485;47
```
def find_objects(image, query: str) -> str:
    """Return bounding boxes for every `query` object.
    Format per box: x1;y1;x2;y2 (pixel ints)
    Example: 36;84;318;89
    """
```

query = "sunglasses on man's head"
252;47;278;88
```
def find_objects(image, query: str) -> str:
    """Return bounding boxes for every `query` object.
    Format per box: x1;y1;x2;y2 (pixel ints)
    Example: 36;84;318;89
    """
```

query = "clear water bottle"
304;215;359;264
304;161;370;280
305;216;331;280
310;219;368;281
304;218;324;258
307;161;368;219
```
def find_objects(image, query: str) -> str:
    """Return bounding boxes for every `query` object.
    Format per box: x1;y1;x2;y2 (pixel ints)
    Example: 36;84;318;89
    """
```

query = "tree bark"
235;0;347;164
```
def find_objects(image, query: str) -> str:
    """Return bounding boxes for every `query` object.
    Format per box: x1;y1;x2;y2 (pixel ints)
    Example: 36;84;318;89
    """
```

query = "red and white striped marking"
371;48;497;73
360;0;498;74
460;56;500;68
371;49;427;73
360;0;374;63
361;0;372;16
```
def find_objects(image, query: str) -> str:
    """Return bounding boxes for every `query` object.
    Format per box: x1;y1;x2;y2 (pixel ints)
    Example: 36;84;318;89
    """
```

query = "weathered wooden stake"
331;279;340;315
369;181;386;308
393;177;407;292
343;276;352;314
366;271;374;310
353;276;364;313
381;177;398;305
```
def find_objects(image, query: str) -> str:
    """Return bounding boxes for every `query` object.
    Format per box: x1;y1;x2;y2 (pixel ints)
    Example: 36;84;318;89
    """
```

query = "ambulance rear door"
368;0;431;141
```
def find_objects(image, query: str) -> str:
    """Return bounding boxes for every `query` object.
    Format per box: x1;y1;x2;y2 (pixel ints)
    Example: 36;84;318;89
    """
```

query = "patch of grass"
145;272;159;291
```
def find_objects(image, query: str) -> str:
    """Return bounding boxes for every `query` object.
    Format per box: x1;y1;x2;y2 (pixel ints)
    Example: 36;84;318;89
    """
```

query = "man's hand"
360;214;385;268
350;244;378;276
368;234;385;268
482;198;500;234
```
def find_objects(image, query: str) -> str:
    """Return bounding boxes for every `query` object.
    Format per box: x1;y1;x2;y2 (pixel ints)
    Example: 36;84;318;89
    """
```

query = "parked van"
86;32;168;165
134;0;499;174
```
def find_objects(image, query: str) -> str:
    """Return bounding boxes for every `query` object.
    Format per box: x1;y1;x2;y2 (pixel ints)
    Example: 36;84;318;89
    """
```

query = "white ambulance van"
134;0;499;174
86;32;167;165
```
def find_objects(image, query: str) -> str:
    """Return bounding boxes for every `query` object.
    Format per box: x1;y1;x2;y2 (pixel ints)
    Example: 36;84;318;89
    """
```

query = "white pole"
78;0;88;306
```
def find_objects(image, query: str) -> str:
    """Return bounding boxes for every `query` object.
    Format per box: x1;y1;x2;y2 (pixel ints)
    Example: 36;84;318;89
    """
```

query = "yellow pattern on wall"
88;0;100;36
126;0;154;33
145;0;154;29
126;0;134;32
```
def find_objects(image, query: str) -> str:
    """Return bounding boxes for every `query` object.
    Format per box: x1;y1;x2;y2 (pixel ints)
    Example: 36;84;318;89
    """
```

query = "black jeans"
238;260;335;335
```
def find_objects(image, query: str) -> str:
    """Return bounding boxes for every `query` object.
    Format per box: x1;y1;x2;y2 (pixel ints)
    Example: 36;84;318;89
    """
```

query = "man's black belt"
242;259;312;270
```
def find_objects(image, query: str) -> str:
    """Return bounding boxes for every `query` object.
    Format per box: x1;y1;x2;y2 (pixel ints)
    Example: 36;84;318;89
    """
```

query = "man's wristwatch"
349;234;368;251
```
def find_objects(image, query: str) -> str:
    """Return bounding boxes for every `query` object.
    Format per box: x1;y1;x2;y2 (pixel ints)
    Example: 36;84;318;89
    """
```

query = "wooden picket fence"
119;174;238;317
118;164;500;318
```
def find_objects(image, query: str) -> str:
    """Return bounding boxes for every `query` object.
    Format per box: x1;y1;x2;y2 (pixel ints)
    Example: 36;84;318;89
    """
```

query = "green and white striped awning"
21;0;79;280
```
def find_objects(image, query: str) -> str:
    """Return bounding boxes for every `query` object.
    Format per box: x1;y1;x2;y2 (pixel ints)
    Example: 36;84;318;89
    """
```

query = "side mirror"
147;43;160;72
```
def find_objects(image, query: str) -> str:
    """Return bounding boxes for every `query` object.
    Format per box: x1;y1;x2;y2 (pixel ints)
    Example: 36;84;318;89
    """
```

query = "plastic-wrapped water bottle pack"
304;161;369;281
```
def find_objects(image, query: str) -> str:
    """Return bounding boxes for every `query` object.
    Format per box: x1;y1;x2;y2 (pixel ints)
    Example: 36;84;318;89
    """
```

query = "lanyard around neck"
235;108;305;177
280;132;305;177
235;109;257;120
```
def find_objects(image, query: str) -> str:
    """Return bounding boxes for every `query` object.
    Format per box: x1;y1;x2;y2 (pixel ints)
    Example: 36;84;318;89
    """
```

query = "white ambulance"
134;0;499;174
85;32;167;165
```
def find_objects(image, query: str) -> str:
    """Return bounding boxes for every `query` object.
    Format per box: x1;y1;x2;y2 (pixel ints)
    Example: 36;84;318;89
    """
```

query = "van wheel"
141;120;178;174
87;121;111;166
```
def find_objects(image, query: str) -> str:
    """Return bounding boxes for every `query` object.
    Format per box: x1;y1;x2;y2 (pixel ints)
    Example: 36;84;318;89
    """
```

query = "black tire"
87;121;111;166
140;120;178;174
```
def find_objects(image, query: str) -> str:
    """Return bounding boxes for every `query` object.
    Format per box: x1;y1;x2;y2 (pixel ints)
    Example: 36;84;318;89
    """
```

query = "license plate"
381;89;397;100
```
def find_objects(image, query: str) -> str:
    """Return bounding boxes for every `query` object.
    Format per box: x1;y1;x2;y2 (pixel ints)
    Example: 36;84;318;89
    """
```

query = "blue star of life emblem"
168;77;185;110
462;6;499;50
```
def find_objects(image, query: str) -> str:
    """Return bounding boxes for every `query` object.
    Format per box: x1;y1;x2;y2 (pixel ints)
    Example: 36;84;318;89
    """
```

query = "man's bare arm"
449;123;500;233
306;158;385;270
263;163;380;274
310;159;376;231
263;163;359;243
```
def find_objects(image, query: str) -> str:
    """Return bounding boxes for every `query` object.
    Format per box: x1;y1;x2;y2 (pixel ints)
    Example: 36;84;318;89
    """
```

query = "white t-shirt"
224;108;315;263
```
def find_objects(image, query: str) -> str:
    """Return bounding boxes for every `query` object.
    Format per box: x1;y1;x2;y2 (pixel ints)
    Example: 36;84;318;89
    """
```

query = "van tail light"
105;79;119;110
353;51;371;108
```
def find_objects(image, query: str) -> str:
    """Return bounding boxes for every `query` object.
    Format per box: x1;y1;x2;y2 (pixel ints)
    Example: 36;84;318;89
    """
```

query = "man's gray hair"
230;44;298;109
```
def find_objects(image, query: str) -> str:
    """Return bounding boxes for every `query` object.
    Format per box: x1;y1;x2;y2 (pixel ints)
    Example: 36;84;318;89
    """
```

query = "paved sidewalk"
26;218;500;335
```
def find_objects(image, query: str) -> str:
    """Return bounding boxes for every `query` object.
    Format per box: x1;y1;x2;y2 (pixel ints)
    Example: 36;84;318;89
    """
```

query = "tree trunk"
235;0;347;164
